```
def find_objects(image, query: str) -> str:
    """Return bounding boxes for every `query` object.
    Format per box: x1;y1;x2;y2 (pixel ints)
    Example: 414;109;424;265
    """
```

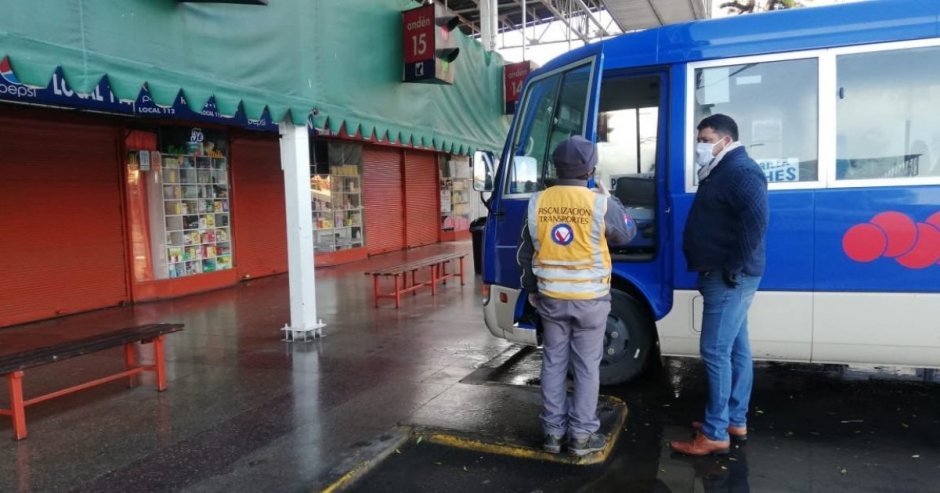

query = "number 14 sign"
402;4;435;83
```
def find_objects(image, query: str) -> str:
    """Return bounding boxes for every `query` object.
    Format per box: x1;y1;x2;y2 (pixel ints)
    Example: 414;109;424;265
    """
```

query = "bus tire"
599;289;655;385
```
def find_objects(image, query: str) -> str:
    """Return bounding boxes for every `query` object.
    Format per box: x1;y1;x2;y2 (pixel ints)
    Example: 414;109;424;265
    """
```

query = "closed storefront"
0;111;129;327
232;135;287;279
362;145;405;255
403;149;440;248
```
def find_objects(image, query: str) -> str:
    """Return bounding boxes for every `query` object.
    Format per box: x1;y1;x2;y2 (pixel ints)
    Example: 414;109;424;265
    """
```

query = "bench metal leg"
124;343;138;388
372;274;381;307
153;336;168;392
394;274;401;308
429;264;438;296
411;270;418;295
7;371;27;440
458;257;465;286
442;261;449;286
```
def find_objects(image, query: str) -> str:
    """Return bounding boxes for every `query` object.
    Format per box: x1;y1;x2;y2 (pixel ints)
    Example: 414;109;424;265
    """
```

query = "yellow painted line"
418;396;628;466
319;430;410;493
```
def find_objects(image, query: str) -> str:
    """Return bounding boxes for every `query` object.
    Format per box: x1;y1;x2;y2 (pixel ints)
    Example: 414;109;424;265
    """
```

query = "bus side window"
836;45;940;180
693;58;818;186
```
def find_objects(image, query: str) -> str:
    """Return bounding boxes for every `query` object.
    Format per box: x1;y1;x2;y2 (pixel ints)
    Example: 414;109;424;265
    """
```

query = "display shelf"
156;154;233;279
311;172;364;252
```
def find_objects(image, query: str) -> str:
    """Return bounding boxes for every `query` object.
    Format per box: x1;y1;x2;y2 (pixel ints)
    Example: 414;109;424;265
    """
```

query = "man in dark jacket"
671;114;769;456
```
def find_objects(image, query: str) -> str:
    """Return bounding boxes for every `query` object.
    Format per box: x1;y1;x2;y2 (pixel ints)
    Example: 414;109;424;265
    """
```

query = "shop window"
693;58;819;185
310;141;364;252
127;127;232;280
836;45;940;181
439;154;471;232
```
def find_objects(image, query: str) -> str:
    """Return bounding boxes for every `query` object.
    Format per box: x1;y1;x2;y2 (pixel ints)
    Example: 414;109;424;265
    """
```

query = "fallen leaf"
840;419;864;424
912;455;920;459
901;423;910;428
756;410;765;415
417;436;424;445
840;468;848;475
729;457;738;461
786;431;795;437
463;466;469;472
721;466;728;470
395;448;401;454
434;461;443;466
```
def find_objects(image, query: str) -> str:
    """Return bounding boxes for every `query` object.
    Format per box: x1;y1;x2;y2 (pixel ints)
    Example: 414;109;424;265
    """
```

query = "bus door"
483;57;602;312
595;70;673;319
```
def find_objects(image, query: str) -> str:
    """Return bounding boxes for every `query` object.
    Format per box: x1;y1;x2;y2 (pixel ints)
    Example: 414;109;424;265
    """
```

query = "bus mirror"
473;150;495;192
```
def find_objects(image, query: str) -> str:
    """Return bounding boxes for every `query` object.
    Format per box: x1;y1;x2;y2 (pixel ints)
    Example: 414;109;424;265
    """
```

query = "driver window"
507;63;592;194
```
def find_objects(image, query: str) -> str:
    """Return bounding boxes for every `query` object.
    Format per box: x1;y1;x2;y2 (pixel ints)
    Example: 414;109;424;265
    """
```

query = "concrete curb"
318;427;411;493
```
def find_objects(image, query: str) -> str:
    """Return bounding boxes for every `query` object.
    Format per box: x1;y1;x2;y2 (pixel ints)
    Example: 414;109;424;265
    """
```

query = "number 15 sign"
402;4;435;83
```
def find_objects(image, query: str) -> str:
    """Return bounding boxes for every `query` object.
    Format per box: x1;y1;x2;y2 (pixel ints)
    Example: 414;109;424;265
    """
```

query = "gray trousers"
536;297;610;439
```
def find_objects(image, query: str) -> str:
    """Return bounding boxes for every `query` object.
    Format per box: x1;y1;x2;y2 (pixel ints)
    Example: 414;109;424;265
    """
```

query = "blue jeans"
698;270;761;442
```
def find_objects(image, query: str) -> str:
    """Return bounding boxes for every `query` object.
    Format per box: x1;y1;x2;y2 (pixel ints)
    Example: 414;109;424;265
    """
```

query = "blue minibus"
473;0;940;384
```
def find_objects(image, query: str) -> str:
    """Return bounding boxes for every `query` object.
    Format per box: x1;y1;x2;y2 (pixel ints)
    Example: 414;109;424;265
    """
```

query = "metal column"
279;122;324;341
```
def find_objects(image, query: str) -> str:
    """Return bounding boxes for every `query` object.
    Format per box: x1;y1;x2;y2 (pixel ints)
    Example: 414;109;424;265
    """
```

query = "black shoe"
543;434;564;454
568;433;607;456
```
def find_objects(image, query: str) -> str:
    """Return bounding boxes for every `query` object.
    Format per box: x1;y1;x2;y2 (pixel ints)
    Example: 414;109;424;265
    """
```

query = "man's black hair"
697;114;739;141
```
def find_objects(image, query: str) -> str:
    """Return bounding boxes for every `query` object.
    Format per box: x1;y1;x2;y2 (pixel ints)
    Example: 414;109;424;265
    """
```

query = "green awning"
0;0;509;153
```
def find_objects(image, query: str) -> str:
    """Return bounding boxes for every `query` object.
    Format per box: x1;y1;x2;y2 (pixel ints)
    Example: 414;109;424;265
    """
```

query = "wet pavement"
2;240;939;492
353;351;940;492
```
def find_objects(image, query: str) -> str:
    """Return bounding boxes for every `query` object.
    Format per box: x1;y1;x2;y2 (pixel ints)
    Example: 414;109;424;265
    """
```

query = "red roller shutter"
0;112;128;327
403;150;440;247
363;146;405;255
231;135;287;279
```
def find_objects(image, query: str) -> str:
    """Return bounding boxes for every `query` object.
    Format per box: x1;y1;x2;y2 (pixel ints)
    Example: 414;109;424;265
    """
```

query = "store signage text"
0;55;280;133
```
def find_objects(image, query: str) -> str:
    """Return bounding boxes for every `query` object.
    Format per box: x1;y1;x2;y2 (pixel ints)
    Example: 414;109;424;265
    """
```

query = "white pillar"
480;0;498;51
279;122;324;341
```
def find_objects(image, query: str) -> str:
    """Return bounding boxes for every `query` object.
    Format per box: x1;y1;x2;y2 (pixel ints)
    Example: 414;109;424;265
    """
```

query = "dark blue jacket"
682;146;769;276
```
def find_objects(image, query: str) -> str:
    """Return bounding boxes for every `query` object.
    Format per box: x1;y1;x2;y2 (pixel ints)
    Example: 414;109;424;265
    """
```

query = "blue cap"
552;136;597;178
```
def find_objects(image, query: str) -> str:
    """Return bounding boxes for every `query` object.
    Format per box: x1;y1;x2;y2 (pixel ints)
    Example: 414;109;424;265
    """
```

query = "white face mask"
695;142;716;168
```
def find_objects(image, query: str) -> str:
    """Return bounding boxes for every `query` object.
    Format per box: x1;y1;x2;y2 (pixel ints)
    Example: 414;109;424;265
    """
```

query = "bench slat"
365;253;466;276
0;323;184;374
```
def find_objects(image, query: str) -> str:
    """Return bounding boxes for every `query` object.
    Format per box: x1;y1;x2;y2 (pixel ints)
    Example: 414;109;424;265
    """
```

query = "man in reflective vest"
517;136;636;456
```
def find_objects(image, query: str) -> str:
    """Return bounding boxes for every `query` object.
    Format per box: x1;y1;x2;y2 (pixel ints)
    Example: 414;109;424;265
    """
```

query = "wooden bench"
0;322;183;440
365;253;467;308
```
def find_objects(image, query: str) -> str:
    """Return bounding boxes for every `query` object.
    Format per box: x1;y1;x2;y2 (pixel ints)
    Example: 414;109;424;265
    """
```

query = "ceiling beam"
538;0;591;43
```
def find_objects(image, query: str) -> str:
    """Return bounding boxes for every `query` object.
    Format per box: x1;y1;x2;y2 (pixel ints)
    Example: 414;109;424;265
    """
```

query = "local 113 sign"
402;4;436;83
503;61;535;114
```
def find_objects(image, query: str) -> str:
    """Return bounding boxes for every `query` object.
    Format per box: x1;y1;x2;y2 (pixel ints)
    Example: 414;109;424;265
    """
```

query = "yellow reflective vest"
526;185;612;300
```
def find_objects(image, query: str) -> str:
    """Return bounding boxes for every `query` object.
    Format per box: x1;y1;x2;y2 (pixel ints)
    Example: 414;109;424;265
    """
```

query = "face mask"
695;143;715;168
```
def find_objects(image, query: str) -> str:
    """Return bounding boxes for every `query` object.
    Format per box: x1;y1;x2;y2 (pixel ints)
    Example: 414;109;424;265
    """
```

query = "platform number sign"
403;5;435;83
402;4;460;84
504;61;535;114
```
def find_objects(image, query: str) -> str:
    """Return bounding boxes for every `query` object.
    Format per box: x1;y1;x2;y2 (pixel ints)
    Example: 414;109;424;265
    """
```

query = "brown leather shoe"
691;421;748;441
670;433;731;456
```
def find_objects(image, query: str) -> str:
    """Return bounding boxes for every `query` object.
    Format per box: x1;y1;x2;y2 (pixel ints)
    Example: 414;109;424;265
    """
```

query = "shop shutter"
363;146;405;255
0;112;128;327
231;135;288;279
403;150;440;247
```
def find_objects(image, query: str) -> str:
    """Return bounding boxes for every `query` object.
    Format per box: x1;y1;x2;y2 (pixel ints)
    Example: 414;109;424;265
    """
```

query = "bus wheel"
599;289;654;385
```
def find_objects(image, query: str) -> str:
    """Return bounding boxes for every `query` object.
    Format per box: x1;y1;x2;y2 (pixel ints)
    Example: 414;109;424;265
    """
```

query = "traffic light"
402;3;461;84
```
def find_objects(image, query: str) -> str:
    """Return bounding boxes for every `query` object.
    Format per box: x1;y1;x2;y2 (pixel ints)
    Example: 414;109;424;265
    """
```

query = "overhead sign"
503;61;536;114
402;4;460;84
